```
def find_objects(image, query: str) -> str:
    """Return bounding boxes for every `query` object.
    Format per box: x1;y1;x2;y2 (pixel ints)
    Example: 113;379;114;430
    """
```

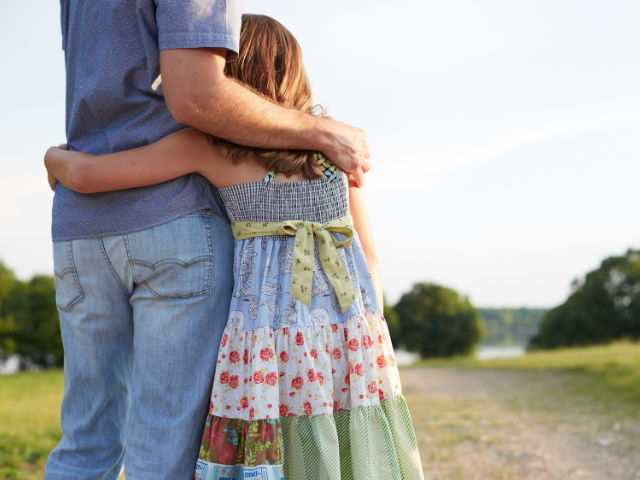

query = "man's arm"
160;48;371;186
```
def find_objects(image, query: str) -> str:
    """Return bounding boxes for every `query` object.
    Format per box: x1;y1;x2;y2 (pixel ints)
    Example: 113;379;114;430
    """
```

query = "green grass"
3;343;640;478
413;341;640;402
0;371;63;480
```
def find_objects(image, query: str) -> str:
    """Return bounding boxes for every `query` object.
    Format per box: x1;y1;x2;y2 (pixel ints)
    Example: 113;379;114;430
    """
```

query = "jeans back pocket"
53;241;85;312
125;212;214;299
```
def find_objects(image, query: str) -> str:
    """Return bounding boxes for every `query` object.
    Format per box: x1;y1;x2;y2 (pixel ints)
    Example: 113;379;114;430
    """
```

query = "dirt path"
401;368;640;480
118;369;638;480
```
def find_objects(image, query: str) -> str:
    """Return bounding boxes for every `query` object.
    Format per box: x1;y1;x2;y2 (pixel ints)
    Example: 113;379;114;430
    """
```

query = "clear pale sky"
1;0;639;308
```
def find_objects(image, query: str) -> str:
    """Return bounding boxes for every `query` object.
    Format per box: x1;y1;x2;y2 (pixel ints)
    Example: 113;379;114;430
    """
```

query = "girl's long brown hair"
209;14;323;180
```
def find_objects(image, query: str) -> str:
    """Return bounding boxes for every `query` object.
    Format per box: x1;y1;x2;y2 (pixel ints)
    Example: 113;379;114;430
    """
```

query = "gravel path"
401;368;640;480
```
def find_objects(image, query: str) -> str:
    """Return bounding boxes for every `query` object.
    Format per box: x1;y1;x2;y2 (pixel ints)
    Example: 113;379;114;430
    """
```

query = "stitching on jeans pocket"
133;255;213;299
128;255;212;272
54;267;75;280
53;241;85;313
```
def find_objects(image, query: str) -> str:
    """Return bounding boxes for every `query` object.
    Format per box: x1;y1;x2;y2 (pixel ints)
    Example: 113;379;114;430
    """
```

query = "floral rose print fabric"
209;311;401;422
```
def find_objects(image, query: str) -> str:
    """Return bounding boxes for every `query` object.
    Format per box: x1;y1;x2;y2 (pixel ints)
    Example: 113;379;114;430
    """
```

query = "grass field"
1;342;639;479
0;371;63;480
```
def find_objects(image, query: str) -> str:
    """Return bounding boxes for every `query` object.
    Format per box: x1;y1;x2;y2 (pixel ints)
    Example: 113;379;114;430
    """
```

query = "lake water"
477;330;531;360
0;355;20;375
476;344;526;360
393;344;527;366
394;330;532;365
394;349;421;366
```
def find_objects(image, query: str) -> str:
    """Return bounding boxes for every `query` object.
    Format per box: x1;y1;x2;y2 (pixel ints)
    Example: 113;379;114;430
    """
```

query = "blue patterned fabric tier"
228;230;380;332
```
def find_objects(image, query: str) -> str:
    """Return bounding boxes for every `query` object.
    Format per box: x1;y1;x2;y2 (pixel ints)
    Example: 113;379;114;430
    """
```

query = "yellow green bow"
231;216;356;312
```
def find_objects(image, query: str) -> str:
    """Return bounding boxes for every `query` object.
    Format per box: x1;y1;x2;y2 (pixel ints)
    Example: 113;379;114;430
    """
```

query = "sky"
1;0;639;308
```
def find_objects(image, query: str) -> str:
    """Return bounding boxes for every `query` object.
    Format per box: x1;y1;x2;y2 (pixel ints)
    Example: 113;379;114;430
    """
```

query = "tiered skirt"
195;311;423;480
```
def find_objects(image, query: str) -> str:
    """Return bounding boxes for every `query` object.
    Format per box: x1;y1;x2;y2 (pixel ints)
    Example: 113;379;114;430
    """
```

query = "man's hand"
321;117;371;187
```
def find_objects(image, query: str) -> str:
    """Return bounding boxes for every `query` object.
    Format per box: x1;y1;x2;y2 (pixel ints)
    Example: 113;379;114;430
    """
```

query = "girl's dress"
195;154;423;480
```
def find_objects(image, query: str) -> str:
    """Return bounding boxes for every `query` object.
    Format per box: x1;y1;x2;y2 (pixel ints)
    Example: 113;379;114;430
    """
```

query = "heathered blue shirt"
53;0;242;241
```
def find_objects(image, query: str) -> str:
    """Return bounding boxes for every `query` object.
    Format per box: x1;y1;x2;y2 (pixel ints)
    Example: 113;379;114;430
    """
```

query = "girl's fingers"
350;166;364;188
48;172;58;192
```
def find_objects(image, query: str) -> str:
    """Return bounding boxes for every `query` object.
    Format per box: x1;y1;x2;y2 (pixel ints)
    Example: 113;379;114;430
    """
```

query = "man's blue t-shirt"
53;0;242;241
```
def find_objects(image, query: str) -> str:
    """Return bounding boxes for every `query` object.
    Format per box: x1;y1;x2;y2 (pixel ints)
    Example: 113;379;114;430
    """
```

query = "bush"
393;283;483;358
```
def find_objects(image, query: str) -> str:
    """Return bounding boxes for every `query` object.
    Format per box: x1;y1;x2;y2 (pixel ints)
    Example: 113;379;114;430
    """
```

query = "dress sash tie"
231;216;357;313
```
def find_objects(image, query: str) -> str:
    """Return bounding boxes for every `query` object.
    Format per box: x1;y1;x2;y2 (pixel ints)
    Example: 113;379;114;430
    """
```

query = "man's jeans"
44;211;234;480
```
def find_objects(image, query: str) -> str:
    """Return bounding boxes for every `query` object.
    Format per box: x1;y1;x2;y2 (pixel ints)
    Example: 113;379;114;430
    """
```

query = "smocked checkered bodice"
218;171;349;224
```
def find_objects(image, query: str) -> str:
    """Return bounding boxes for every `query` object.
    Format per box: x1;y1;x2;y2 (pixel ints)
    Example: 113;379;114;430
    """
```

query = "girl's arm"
349;186;383;310
44;128;245;194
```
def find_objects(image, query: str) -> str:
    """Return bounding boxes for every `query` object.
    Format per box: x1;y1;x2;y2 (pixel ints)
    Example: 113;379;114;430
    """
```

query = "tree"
0;263;62;367
393;283;483;358
529;249;640;350
0;262;19;359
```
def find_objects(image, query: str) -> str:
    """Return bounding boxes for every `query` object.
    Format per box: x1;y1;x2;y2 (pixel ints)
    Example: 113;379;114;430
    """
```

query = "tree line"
0;263;62;368
0;260;530;366
1;259;487;366
529;249;640;349
4;249;635;367
385;248;640;357
479;308;546;335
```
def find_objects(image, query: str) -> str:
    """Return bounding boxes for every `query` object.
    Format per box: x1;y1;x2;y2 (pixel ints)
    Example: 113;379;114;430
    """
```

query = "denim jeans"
44;211;234;480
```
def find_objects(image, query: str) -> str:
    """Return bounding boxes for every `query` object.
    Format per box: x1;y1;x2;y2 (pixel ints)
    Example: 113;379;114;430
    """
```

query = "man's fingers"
321;116;371;178
58;143;69;150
